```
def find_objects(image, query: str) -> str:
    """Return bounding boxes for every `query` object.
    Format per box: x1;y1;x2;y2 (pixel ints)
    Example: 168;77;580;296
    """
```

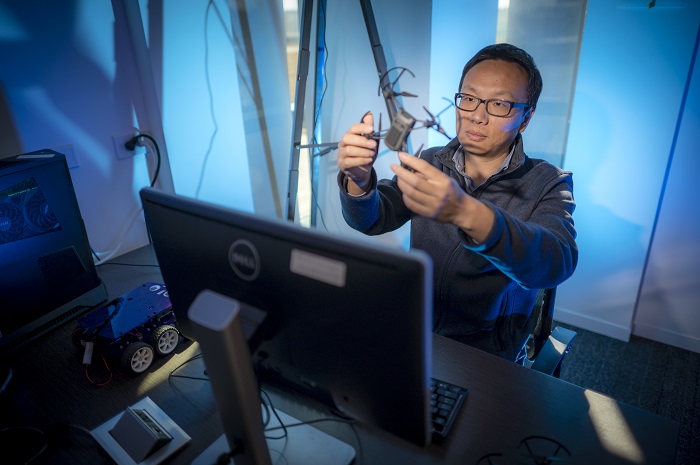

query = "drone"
365;66;453;152
296;66;453;156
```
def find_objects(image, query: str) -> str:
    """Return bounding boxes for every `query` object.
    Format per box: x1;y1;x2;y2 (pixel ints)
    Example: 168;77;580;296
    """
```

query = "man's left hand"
391;152;496;243
391;152;467;224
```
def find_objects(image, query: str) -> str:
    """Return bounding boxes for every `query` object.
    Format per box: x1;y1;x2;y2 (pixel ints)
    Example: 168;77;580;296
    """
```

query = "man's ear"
518;108;534;133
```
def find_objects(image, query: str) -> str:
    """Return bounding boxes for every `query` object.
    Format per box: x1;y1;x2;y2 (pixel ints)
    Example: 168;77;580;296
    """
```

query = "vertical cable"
310;0;327;227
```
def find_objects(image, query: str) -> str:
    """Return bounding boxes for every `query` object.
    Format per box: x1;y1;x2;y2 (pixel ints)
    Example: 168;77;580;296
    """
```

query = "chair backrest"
525;288;556;361
522;288;577;377
529;326;577;376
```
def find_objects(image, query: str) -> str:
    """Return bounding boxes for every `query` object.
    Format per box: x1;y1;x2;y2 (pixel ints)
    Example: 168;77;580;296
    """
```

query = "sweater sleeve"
460;168;578;290
337;169;413;235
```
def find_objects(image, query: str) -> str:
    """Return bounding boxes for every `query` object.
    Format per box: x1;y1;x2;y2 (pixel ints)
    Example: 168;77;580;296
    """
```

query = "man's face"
456;59;533;159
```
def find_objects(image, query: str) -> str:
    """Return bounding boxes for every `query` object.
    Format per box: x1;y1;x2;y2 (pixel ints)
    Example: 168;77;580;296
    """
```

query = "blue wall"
634;20;700;351
557;1;700;345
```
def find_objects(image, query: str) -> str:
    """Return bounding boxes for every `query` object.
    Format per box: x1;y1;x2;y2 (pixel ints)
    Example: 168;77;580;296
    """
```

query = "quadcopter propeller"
378;66;417;100
395;91;417;98
422;105;450;139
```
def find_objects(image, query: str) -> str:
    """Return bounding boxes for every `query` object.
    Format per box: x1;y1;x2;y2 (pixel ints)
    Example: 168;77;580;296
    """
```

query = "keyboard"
430;377;468;440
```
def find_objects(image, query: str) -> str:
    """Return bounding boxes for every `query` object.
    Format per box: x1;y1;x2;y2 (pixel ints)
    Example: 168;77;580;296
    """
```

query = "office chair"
520;288;577;378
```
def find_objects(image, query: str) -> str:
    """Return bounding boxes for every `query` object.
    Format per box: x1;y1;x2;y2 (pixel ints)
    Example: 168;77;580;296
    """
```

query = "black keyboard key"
430;377;468;441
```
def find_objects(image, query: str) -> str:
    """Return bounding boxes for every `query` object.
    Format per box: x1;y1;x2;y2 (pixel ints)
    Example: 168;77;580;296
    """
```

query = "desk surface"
1;245;679;465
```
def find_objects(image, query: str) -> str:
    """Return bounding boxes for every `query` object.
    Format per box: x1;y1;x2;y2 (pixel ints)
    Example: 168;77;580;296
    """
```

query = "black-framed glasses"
454;92;531;117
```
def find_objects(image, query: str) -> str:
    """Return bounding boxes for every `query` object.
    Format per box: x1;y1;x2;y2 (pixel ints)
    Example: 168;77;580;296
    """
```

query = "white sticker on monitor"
290;249;346;288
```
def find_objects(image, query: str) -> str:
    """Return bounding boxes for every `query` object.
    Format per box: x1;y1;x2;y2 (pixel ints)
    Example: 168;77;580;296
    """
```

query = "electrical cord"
91;246;101;262
125;132;161;187
164;348;366;465
90;204;144;264
48;423;114;464
74;301;122;387
1;423;114;465
0;426;48;464
260;388;289;440
197;0;232;199
83;351;113;387
215;440;244;465
166;350;362;455
308;0;330;232
168;352;208;381
89;131;161;265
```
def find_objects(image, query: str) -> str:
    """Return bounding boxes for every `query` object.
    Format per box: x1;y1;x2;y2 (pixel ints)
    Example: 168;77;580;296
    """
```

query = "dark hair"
459;43;543;110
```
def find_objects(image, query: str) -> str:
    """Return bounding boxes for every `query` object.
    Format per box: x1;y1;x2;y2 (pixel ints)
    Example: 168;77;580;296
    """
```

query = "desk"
0;246;679;465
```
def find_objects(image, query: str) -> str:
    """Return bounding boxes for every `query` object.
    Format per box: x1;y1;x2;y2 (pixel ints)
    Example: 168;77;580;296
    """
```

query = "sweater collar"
436;133;526;176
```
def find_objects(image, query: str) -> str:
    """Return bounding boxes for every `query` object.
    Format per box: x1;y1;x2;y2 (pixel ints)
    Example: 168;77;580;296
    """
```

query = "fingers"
337;112;379;186
338;132;376;171
360;111;374;127
338;111;377;153
396;151;434;173
391;166;433;205
340;111;375;143
338;131;377;153
390;156;461;221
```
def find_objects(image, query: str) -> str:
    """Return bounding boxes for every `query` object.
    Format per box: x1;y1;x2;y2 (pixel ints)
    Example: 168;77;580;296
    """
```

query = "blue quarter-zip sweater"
337;135;577;361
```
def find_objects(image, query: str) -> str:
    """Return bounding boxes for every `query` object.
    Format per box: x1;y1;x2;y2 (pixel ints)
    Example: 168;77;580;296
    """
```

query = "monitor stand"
192;407;356;465
188;290;355;465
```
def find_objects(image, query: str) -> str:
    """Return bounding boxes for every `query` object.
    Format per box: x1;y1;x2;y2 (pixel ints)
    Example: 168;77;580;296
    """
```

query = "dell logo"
230;252;255;270
229;239;260;281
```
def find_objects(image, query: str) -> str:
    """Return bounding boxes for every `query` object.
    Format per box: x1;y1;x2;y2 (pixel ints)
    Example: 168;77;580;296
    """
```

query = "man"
336;43;578;362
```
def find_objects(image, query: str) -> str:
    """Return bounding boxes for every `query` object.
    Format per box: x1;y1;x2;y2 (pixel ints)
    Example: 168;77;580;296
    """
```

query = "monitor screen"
0;150;106;354
140;187;434;447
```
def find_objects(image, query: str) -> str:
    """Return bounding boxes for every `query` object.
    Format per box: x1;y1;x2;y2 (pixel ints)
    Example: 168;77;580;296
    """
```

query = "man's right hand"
337;112;378;195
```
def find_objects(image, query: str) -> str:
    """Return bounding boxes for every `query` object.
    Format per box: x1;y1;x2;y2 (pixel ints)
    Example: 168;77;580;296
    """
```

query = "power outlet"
113;132;149;160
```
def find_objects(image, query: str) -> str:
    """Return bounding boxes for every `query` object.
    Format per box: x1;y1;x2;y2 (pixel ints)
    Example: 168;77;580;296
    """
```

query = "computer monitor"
140;187;434;448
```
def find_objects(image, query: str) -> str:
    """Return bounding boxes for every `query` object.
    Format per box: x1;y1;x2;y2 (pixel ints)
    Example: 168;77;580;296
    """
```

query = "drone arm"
360;0;399;121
